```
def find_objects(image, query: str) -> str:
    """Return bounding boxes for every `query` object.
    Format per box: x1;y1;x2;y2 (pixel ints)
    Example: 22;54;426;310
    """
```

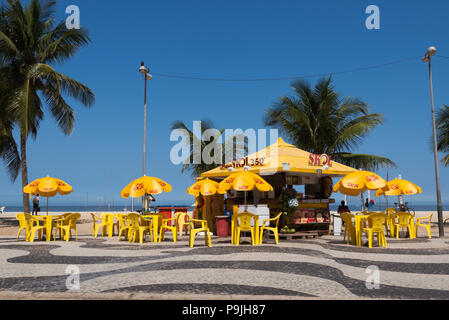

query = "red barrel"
158;207;173;225
215;216;230;237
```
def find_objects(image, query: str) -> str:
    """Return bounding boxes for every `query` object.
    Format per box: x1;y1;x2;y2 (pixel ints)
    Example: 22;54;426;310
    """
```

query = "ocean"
1;203;447;213
1;204;193;213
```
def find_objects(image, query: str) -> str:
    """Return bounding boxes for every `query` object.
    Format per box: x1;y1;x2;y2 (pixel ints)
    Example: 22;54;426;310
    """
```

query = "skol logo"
308;154;332;167
134;183;144;191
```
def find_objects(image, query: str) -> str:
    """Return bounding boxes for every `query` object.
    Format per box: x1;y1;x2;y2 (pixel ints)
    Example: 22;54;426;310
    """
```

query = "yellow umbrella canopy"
375;179;422;197
23;177;73;215
187;178;220;197
217;170;273;210
333;171;388;196
121;176;172;198
23;177;73;197
218;170;274;194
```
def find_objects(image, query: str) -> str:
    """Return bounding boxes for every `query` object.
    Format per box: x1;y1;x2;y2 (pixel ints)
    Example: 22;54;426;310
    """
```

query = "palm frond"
264;76;393;169
333;153;397;171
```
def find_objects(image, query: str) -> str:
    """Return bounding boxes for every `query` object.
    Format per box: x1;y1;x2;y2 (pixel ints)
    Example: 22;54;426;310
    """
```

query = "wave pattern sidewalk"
0;234;449;300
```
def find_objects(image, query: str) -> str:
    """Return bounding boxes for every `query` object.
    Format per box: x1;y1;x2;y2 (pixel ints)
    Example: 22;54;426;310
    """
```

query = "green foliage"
436;104;449;167
264;76;396;171
0;0;95;182
171;119;248;178
278;188;297;217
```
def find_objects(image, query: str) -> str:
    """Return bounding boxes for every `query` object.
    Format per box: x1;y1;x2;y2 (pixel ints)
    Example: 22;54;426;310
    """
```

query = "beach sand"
1;211;448;238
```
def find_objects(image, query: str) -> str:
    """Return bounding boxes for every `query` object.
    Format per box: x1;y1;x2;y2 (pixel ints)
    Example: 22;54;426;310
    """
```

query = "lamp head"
139;62;149;74
423;46;437;62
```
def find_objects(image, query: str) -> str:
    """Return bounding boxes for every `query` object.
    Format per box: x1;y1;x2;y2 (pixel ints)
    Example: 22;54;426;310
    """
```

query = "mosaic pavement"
0;233;448;300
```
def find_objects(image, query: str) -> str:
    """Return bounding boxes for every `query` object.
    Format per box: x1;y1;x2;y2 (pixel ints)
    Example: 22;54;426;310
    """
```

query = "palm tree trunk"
20;132;30;213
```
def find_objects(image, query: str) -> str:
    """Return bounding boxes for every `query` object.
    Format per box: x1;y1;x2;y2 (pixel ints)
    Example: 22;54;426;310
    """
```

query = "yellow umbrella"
333;171;388;210
121;176;172;198
218;170;273;208
187;178;220;197
375;179;422;197
23;177;73;215
121;176;172;212
186;178;220;222
218;171;273;194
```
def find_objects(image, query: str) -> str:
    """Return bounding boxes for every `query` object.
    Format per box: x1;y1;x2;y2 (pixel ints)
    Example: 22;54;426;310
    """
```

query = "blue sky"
1;0;449;208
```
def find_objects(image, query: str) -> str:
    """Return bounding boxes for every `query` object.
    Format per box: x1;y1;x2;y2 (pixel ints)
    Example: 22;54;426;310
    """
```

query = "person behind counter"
338;201;351;214
286;185;297;198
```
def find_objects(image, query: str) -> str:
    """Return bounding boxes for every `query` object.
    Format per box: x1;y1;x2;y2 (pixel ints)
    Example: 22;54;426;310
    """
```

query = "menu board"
291;208;330;224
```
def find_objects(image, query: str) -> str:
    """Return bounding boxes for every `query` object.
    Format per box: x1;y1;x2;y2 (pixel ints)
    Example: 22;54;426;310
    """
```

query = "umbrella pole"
244;191;248;211
47;197;49;216
361;193;365;211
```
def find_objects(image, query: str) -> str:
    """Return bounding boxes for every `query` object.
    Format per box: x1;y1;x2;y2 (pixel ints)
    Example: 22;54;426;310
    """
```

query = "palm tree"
0;0;95;212
264;76;396;171
0;67;20;181
436;104;449;166
171;120;247;178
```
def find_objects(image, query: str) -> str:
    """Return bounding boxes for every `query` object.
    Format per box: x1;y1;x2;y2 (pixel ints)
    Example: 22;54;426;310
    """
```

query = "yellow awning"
200;138;357;178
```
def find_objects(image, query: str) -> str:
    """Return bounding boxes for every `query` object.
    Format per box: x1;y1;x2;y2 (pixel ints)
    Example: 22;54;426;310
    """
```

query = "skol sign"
308;154;332;167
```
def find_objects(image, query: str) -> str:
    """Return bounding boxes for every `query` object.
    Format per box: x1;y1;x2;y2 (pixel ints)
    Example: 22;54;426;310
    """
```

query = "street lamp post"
423;46;444;238
139;62;153;212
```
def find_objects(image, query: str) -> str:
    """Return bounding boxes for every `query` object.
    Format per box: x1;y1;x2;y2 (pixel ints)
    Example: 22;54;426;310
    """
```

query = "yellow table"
231;215;260;245
142;215;163;243
33;215;61;242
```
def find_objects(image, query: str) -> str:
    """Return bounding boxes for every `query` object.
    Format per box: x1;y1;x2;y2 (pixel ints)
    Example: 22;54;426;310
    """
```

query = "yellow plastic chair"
101;213;119;237
90;213;108;238
233;212;258;246
175;212;190;237
259;213;283;244
383;208;396;236
415;213;433;239
28;216;48;242
394;212;415;239
16;214;33;241
362;213;387;248
128;213;153;244
54;213;80;242
159;217;178;243
341;212;356;245
117;214;131;241
186;216;211;248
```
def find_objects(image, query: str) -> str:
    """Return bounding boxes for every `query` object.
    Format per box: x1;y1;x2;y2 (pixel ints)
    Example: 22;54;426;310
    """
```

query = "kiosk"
199;138;357;238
